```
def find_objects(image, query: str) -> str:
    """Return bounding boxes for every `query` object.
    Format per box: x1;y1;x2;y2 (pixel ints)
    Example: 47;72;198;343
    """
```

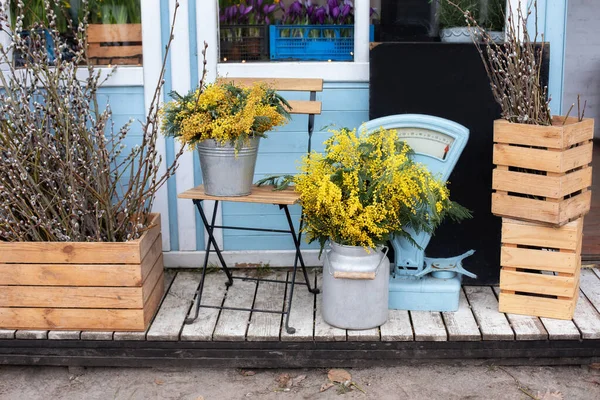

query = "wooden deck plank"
147;271;200;341
212;278;257;341
492;287;548;340
281;271;316;342
314;274;346;342
247;272;286;341
0;330;15;339
15;330;48;340
464;286;514;341
580;268;600;314
48;331;80;340
347;327;380;341
540;316;581;341
410;311;447;342
442;288;481;341
114;270;176;341
573;291;600;339
380;310;414;342
80;331;113;340
180;272;228;341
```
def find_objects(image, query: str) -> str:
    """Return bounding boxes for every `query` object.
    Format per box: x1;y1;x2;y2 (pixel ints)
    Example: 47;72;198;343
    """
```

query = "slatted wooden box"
87;24;142;65
0;214;164;331
492;117;594;226
498;217;583;320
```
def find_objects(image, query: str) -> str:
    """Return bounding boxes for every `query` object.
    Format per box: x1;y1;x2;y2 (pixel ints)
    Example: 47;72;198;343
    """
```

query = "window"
7;0;143;66
218;0;375;63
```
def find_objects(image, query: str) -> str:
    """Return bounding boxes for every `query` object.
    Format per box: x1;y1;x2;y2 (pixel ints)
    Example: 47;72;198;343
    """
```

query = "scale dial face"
395;128;455;160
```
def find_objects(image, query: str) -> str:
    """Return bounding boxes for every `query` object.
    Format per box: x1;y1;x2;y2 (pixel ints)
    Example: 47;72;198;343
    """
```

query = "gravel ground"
1;364;600;399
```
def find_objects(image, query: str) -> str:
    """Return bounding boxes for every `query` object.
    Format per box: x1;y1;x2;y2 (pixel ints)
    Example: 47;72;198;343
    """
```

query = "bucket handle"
325;246;389;280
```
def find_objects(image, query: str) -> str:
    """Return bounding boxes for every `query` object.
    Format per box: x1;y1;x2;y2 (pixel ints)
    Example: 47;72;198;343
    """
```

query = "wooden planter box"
492;116;594;226
498;217;583;320
0;214;164;331
87;23;142;65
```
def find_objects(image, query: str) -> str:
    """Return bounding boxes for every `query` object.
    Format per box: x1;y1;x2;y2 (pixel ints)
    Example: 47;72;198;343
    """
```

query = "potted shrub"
460;2;594;226
459;2;593;319
161;80;290;197
0;2;183;331
293;128;470;329
437;0;480;42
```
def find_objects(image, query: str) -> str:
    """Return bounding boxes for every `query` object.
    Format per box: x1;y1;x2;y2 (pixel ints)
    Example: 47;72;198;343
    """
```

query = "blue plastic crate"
269;24;374;61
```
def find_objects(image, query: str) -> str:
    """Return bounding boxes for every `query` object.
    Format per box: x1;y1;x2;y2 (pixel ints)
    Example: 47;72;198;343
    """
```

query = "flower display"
161;81;291;148
294;128;471;251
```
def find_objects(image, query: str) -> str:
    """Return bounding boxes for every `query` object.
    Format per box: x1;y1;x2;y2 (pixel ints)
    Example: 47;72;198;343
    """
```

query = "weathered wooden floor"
1;268;600;367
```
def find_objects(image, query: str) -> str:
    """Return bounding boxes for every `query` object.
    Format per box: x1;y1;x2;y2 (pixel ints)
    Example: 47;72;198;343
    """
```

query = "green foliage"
485;0;505;31
437;0;480;28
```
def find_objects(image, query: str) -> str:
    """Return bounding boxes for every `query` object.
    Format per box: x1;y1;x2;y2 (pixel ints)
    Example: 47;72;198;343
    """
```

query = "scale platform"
361;114;475;312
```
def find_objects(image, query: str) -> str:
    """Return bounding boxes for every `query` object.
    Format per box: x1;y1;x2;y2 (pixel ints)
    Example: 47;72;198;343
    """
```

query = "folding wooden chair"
178;78;323;334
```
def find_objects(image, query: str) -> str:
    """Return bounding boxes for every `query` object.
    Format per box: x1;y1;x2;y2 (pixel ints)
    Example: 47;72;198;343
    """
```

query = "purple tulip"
341;4;351;18
316;7;326;24
264;4;276;14
332;6;340;19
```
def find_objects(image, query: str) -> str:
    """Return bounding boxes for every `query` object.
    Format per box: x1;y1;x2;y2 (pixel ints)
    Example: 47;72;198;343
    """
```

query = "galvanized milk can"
322;242;389;329
197;137;260;197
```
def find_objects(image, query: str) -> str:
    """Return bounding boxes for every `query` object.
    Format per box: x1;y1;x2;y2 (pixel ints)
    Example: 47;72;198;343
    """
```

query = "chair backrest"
361;114;470;272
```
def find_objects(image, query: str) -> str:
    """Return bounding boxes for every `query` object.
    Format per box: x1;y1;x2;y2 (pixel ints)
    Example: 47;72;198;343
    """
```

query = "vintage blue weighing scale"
361;114;476;312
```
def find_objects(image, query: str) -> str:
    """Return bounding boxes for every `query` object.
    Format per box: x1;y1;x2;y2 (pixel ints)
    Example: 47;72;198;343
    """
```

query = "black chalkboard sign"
370;42;550;284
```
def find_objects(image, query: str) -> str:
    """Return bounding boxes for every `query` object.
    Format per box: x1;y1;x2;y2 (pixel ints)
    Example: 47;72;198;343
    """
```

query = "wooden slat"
559;191;593;223
48;331;80;340
579;268;600;314
178;185;299;205
347;327;380;341
281;272;316;342
0;308;146;331
147;271;200;341
380;310;414;342
0;263;143;287
501;246;579;274
0;330;15;339
410;311;447;341
492;167;592;198
0;213;160;264
494;194;590;227
80;331;113;340
180;273;227;341
314;275;346;342
88;44;143;58
498;292;576;320
0;286;144;309
142;254;165;305
572;291;600;339
493;142;592;173
493;118;594;149
217;77;323;92
15;330;47;339
464;286;514;340
501;218;582;250
441;289;481;341
247;272;286;341
142;273;166;329
212;278;256;341
287;100;322;115
499;269;577;298
115;270;176;341
492;287;548;340
87;24;142;43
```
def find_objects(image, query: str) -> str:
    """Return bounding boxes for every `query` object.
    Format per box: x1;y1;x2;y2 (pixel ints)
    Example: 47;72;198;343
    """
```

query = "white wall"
563;0;600;137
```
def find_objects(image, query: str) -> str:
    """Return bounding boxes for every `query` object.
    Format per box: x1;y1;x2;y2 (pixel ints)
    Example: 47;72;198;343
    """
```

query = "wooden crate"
492;116;594;226
498;217;583;320
87;24;142;65
0;214;164;331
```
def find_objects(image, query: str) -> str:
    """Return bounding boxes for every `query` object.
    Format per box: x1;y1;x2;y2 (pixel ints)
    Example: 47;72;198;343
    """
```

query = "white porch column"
354;0;370;63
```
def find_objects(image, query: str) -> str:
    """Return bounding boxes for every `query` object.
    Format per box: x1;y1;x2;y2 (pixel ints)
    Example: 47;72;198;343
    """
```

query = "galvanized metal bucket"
197;137;260;197
322;242;389;330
